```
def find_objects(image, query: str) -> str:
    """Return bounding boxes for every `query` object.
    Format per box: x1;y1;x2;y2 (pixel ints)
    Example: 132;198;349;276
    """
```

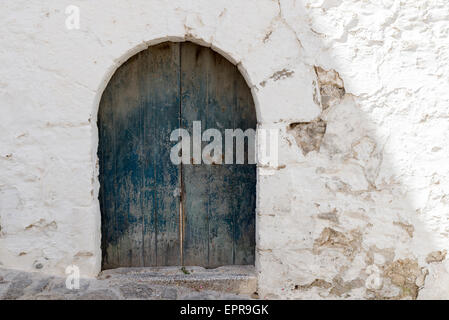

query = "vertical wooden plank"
180;43;210;266
202;49;238;267
99;52;145;268
140;42;181;266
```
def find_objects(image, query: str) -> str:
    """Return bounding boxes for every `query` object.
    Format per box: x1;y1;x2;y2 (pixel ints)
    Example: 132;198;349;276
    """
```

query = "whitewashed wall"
0;0;448;299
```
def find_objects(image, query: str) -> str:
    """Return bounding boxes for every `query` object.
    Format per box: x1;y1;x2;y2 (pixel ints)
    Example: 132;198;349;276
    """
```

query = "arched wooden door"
98;42;256;269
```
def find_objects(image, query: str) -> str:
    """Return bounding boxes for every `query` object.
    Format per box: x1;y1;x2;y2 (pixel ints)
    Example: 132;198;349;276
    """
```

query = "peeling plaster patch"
314;66;345;110
426;250;447;264
294;279;332;290
384;259;426;299
393;221;414;238
24;219;57;234
288;119;327;155
74;251;94;258
313;227;362;259
317;208;339;224
269;68;294;81
294;276;364;297
330;276;365;297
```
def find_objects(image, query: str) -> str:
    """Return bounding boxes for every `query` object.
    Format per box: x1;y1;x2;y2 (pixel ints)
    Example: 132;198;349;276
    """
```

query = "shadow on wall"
258;0;447;300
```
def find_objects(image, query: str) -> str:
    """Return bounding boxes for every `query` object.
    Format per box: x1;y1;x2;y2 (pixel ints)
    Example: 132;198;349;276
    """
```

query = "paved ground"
0;266;257;300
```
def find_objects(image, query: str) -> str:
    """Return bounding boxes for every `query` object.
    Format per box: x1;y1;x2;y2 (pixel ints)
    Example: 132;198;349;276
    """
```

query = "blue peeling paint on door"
98;42;256;269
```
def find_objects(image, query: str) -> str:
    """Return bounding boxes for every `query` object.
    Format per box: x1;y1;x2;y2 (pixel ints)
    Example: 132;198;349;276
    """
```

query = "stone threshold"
98;265;257;295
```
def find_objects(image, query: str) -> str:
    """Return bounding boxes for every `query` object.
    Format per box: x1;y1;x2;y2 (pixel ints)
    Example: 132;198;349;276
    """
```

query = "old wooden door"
98;42;256;270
